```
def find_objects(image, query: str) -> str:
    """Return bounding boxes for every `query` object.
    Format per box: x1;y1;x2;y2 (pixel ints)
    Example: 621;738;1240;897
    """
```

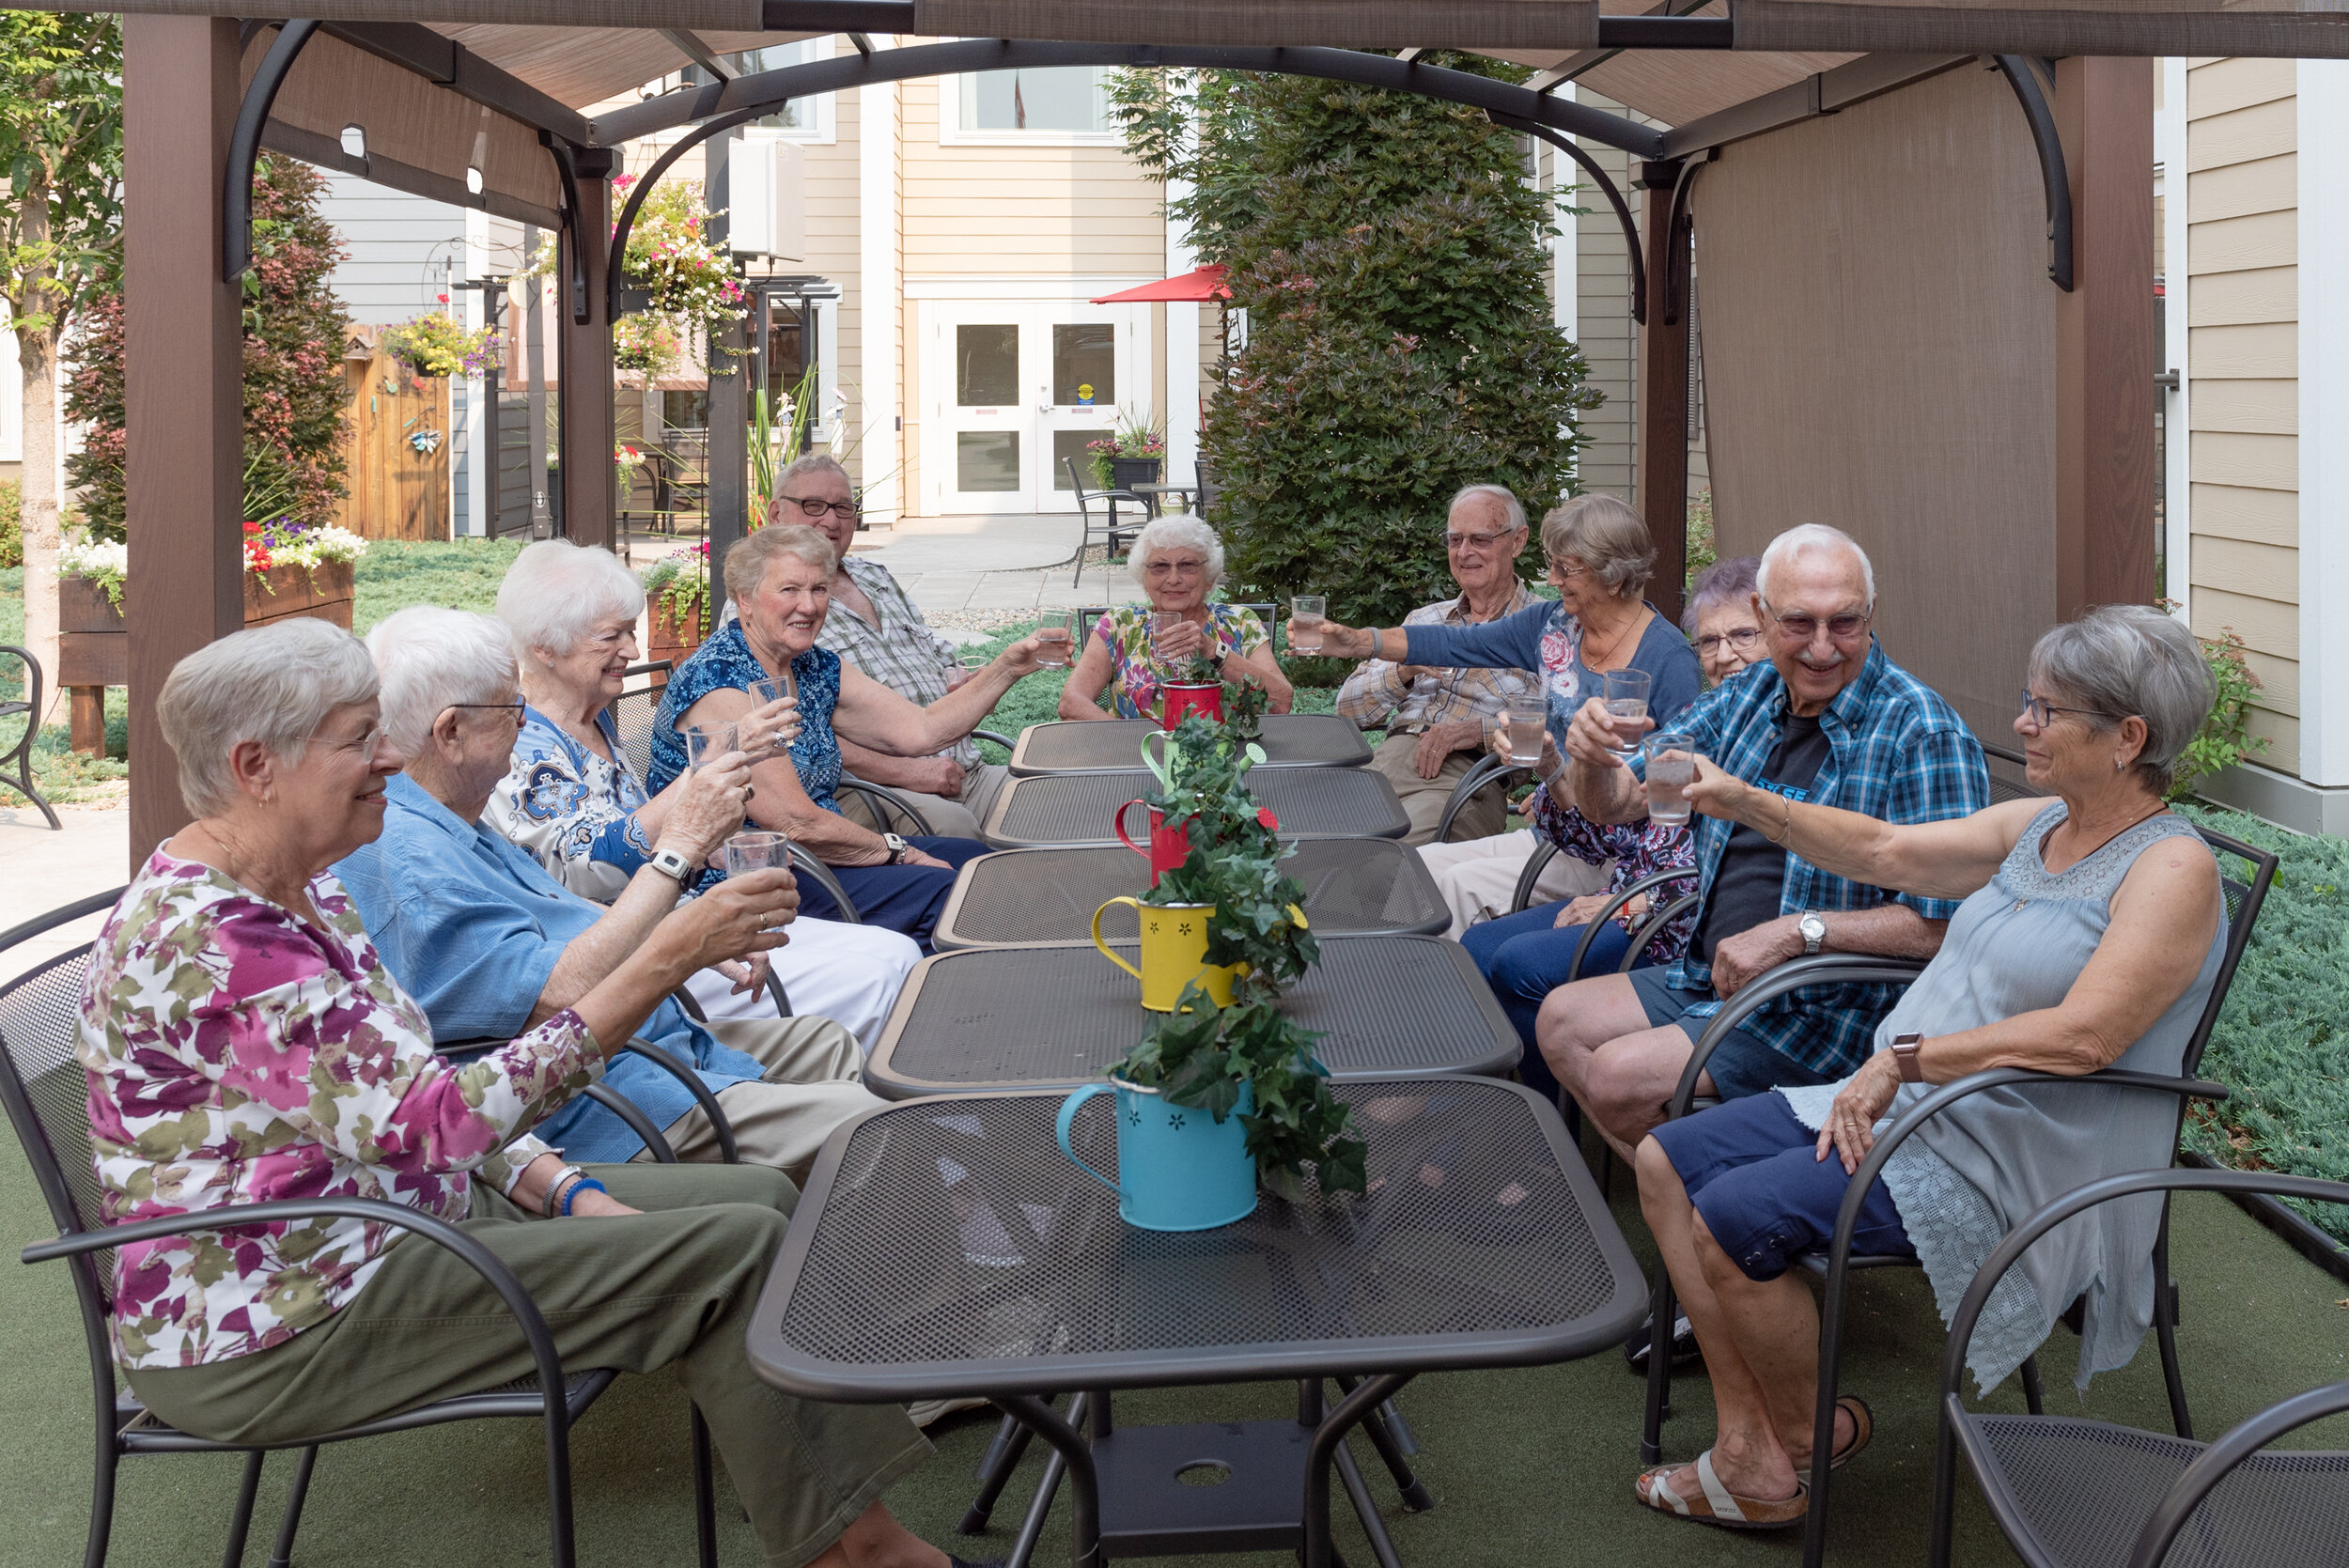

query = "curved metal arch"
1490;115;1647;328
224;19;321;282
1994;54;2074;292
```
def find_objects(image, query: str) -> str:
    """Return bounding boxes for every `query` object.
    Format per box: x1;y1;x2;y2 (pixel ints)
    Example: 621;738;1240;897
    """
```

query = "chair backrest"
2181;824;2278;1079
1196;461;1221;520
1976;739;2045;805
0;946;115;1312
603;659;672;784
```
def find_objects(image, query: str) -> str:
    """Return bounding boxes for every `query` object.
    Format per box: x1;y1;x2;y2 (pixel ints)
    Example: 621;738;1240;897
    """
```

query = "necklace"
1579;603;1647;670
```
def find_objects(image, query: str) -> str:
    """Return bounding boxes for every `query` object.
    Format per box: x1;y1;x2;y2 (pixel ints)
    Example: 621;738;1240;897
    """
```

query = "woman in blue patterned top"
652;524;1068;946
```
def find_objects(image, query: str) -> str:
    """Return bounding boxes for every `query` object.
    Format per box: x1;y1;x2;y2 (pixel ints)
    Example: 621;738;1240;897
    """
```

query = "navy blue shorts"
1649;1092;1915;1281
1627;966;1842;1100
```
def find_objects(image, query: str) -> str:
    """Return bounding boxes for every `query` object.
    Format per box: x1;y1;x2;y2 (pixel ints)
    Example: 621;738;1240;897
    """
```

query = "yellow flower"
1288;904;1309;928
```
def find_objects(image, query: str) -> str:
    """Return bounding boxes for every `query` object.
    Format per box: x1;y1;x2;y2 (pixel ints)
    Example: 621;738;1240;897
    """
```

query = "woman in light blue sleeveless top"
1628;605;2228;1532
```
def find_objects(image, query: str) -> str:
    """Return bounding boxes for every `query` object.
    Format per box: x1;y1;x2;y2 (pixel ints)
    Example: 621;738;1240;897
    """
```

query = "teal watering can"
1056;1078;1257;1232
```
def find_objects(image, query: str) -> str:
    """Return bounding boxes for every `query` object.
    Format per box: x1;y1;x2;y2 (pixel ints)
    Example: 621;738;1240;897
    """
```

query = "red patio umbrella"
1090;265;1231;304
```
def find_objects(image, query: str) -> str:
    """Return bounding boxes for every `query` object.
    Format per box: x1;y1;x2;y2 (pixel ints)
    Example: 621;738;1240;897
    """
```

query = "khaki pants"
1418;830;1613;938
639;1015;885;1182
128;1163;930;1568
837;761;1010;842
1369;735;1506;846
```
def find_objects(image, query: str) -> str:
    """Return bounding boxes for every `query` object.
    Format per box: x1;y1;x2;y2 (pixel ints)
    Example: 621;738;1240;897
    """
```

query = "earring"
2114;758;2124;772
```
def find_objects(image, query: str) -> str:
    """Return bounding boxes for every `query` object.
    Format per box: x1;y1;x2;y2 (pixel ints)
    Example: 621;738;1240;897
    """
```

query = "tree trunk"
15;165;61;726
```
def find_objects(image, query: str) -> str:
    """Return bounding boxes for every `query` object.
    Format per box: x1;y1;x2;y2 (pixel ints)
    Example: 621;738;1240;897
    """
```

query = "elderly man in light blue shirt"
335;607;882;1177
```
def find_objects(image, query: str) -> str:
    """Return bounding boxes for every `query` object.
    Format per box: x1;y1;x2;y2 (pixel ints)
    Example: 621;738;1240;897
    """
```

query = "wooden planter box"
648;598;707;664
244;560;355;630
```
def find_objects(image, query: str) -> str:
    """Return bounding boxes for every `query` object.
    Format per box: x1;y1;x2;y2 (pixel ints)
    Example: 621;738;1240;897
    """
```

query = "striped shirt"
1333;582;1544;733
817;555;977;769
1644;641;1989;1077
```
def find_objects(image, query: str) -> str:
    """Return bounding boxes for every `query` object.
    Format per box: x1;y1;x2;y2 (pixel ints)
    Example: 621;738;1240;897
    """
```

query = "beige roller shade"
1696;61;2057;742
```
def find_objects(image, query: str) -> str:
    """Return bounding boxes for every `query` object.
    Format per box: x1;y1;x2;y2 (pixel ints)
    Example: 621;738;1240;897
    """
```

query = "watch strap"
647;846;695;884
1892;1032;1925;1084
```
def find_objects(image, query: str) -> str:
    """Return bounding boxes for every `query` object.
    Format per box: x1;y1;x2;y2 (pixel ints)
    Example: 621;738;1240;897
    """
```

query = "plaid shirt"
1645;640;1989;1077
1333;581;1544;732
816;555;976;768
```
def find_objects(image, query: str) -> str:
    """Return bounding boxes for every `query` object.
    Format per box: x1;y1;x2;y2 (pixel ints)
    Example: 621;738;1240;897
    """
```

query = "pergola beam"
660;28;738;80
320;20;594;147
1658;53;1971;159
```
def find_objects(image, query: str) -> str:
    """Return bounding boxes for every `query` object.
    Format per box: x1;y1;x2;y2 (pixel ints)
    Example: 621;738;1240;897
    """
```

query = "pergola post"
705;126;749;616
123;16;243;869
2054;56;2157;617
559;147;617;550
1637;159;1689;625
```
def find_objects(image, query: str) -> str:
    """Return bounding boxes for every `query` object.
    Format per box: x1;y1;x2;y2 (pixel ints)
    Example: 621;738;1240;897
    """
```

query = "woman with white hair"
489;539;920;1046
1057;513;1295;722
82;618;972;1568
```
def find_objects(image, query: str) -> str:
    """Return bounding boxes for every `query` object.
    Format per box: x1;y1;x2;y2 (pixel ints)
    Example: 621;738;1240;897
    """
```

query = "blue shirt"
334;773;769;1163
1639;641;1990;1077
647;622;844;810
1403;600;1703;751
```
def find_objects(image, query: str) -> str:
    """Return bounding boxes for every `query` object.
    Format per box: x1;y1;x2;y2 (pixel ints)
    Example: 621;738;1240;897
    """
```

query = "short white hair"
1128;513;1224;588
157;619;378;816
1757;523;1875;610
1448;484;1527;535
366;606;520;759
497;539;645;657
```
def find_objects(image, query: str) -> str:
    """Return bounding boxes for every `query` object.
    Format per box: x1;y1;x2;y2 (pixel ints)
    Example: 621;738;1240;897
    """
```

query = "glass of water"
684;722;739;772
742;677;798;758
1034;611;1081;670
722;829;792;880
1289;596;1327;656
1642;732;1698;826
1603;669;1653;757
1501;707;1547;765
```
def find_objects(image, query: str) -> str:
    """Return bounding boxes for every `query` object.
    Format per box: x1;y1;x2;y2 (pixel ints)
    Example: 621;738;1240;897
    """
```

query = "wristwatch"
1798;911;1828;956
880;831;910;865
1892;1032;1926;1084
647;846;697;885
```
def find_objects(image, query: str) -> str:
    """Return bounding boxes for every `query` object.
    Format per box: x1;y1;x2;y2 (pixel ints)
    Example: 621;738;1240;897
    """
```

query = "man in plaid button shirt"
1543;524;1988;1158
769;454;1010;840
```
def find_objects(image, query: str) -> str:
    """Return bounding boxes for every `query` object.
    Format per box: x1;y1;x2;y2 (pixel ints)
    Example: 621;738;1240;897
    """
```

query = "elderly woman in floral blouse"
83;617;977;1568
490;538;919;1046
1057;514;1294;722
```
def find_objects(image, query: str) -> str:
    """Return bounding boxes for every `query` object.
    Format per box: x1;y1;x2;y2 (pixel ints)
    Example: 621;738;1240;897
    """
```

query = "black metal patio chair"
1064;457;1146;590
602;658;673;784
1928;1168;2349;1568
1634;824;2276;1568
0;891;732;1568
0;643;61;831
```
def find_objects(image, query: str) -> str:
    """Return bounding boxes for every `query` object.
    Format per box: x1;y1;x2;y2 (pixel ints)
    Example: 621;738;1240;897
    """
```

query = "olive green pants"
128;1164;930;1568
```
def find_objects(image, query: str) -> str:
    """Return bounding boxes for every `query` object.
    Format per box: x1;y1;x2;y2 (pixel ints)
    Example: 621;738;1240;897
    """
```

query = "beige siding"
1573;93;1643;504
2186;56;2298;770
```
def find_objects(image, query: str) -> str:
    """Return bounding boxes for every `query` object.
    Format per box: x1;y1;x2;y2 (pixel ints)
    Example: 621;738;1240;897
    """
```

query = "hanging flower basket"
380;302;500;380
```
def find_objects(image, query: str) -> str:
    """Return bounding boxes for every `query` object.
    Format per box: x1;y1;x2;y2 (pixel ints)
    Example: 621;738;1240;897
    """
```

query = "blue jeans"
1461;901;1647;1104
801;835;988;950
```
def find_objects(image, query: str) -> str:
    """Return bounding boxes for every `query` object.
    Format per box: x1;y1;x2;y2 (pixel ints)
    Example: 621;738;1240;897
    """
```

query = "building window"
719;39;833;140
945;66;1114;140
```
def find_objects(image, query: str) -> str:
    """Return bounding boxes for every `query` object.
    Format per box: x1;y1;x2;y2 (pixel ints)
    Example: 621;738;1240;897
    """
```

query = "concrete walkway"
0;803;128;984
851;512;1131;632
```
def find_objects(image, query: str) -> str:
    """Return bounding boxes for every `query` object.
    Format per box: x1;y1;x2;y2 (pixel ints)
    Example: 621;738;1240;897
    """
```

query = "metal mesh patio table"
745;1079;1645;1568
982;767;1409;849
863;935;1518;1099
1006;715;1372;775
933;841;1448;950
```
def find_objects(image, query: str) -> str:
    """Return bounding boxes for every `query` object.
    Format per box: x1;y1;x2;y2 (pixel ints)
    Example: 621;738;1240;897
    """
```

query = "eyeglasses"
1695;627;1764;657
444;695;527;727
1143;557;1206;577
778;494;860;520
2017;690;2123;729
330;722;391;758
1766;605;1872;642
1445;529;1517;551
1544;557;1590;580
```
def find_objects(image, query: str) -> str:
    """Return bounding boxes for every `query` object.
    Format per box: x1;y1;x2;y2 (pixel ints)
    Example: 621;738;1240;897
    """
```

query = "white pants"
1416;831;1612;939
682;915;920;1051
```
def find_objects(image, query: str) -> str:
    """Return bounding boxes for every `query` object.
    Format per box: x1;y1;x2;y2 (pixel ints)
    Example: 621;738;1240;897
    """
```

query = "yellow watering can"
1090;897;1244;1012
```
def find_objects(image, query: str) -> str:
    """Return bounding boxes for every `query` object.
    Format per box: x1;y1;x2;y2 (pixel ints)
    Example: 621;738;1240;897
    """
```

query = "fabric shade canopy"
1092;266;1232;303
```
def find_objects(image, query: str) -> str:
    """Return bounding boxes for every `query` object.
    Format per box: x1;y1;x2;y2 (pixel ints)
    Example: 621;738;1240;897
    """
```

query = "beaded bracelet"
558;1176;609;1217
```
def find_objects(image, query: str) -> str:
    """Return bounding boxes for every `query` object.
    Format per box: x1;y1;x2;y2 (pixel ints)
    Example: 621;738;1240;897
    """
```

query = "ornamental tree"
1113;60;1599;627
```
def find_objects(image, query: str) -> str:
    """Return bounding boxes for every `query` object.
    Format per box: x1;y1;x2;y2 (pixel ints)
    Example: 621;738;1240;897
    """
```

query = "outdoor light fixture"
339;124;366;160
466;165;484;195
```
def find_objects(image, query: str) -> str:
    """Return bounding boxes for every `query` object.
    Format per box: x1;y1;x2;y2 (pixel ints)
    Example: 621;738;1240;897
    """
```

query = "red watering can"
1159;681;1223;728
1115;800;1192;887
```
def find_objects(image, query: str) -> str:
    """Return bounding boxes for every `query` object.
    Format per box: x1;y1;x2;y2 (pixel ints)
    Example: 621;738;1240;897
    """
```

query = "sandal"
1830;1395;1873;1470
1633;1450;1808;1530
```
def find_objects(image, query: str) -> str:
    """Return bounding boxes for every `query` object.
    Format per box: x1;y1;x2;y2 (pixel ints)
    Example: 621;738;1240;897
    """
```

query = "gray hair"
1447;484;1527;536
157;618;378;817
497;538;645;657
2028;604;2215;794
774;451;851;500
1758;523;1875;610
366;606;520;759
1128;513;1225;588
1682;555;1763;637
1540;493;1655;599
724;522;836;603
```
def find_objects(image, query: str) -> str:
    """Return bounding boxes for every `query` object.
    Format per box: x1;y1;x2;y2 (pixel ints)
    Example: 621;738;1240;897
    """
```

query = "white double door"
921;300;1149;514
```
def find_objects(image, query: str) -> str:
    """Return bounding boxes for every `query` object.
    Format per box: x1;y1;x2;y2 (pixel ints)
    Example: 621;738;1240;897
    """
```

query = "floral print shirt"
1529;787;1701;962
488;707;651;903
648;622;845;812
78;853;602;1370
1091;603;1269;723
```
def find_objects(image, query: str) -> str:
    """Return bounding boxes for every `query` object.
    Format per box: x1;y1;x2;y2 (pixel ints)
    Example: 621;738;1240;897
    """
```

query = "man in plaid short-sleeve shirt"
1543;524;1988;1157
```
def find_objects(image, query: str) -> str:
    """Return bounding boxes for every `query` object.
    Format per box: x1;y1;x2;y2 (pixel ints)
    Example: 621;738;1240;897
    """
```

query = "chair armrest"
583;1082;677;1162
23;1195;571;1430
1668;955;1929;1120
833;777;938;837
1507;843;1560;914
617;1037;739;1165
766;966;792;1018
1436;758;1531;843
972;730;1017;751
786;842;862;924
1563;868;1702;982
1620;891;1703;974
0;884;130;959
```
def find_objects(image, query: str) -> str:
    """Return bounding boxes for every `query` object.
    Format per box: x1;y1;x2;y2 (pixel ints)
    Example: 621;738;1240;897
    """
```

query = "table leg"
962;1410;1039;1533
1335;1375;1435;1511
994;1392;1101;1568
1304;1374;1412;1568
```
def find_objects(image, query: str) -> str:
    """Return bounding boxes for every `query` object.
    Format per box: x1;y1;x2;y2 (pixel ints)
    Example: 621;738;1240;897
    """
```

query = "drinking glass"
1501;707;1546;765
1035;610;1081;670
684;721;739;772
1642;732;1698;827
742;677;797;759
1152;610;1188;662
1603;668;1653;758
722;829;792;880
1289;596;1327;656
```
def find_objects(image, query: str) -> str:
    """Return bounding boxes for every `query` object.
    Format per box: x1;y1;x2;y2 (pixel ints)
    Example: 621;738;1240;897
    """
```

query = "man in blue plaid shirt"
1544;524;1988;1158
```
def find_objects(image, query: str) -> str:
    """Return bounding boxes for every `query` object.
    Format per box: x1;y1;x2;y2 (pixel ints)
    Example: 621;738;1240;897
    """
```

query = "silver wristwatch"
880;831;910;865
647;846;696;885
1798;911;1828;956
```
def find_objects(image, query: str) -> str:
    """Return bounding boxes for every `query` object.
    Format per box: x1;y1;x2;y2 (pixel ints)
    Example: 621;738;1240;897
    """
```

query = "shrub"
2168;613;2268;801
0;478;18;568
